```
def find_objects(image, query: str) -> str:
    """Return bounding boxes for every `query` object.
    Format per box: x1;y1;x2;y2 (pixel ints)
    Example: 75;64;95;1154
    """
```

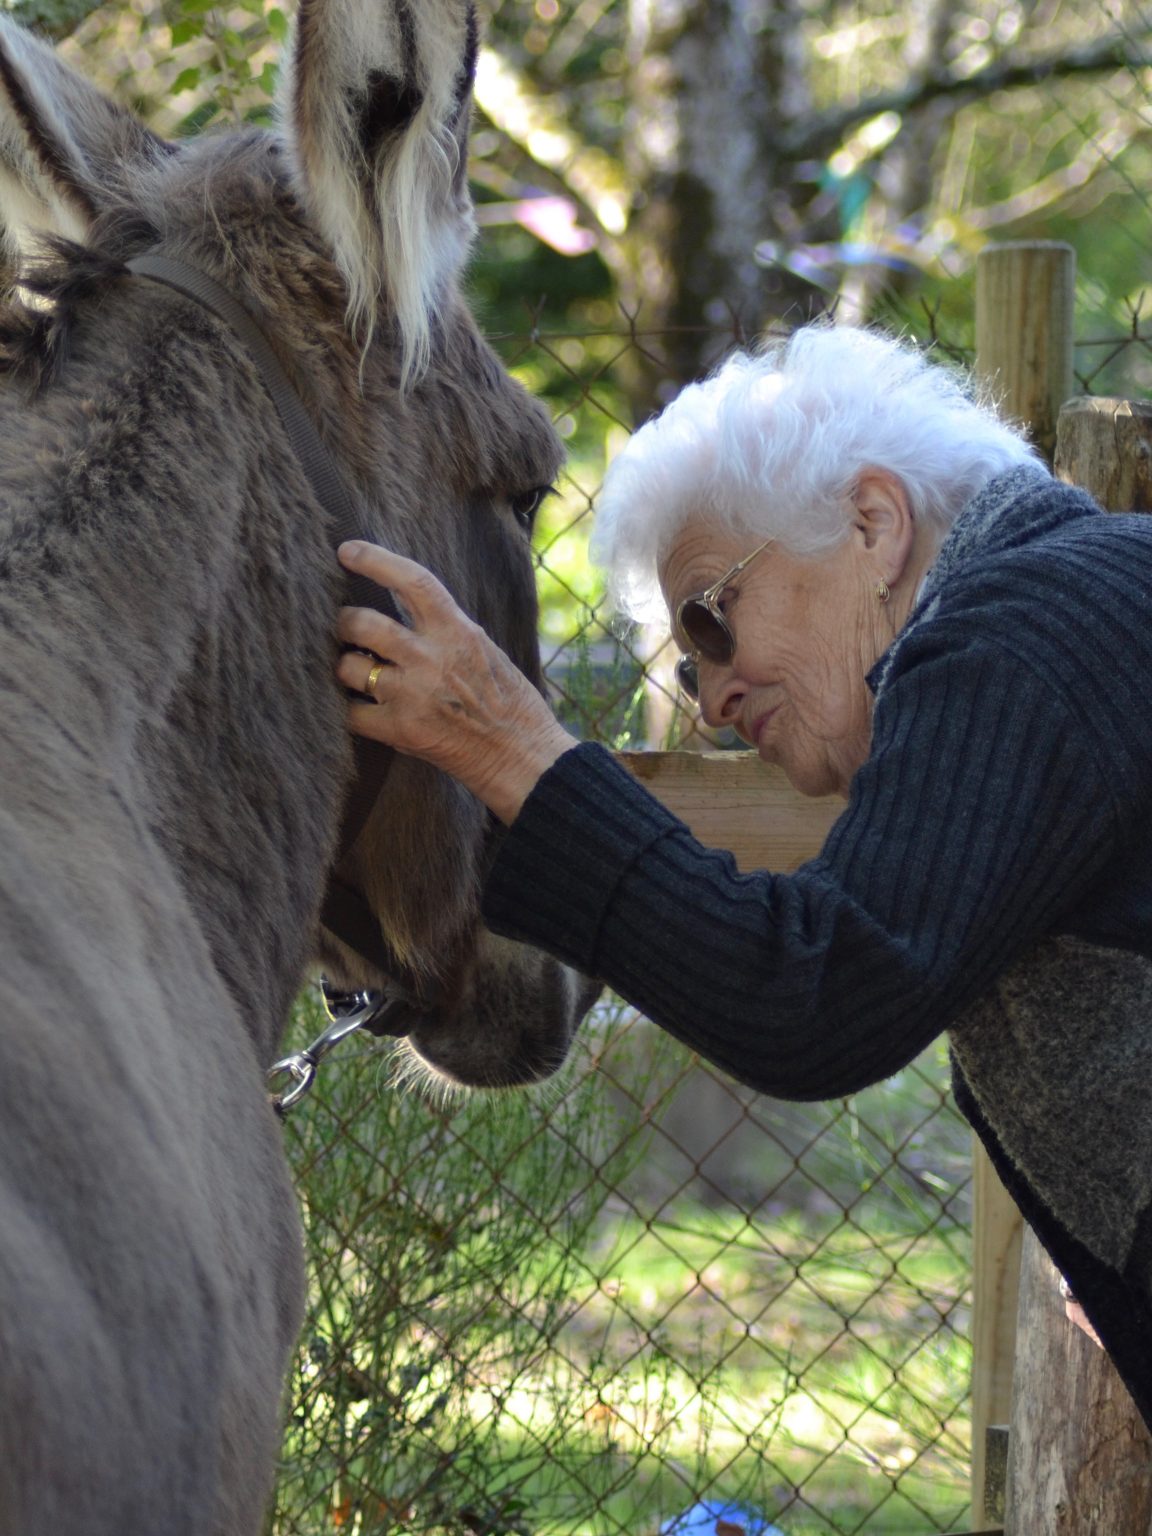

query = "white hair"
592;323;1045;623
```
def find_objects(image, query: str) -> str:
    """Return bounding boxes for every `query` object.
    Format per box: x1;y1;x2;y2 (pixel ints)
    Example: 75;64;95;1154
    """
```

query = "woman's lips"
751;708;779;747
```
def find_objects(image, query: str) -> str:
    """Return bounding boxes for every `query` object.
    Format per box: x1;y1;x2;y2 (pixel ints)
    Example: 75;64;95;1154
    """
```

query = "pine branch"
781;31;1152;159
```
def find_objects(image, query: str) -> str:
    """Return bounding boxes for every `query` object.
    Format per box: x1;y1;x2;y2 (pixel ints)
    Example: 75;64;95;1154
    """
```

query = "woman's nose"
697;666;745;731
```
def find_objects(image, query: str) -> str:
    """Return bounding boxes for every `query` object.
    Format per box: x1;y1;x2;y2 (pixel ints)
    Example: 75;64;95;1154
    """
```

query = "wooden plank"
969;1158;1023;1525
614;749;841;871
984;1424;1010;1524
970;240;1076;1520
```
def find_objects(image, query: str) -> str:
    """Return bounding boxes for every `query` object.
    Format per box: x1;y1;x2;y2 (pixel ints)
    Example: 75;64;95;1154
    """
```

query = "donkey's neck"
0;279;352;1058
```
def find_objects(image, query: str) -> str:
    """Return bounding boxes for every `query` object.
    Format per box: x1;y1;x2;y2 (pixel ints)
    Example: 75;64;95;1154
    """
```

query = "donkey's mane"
0;236;140;394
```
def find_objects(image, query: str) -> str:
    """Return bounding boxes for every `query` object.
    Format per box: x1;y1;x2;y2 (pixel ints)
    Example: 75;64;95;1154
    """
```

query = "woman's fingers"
335;649;394;698
336;604;410;654
331;539;578;821
338;540;459;627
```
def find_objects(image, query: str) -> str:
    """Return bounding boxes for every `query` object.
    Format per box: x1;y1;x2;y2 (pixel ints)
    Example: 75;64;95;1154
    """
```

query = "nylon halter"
126;250;428;1019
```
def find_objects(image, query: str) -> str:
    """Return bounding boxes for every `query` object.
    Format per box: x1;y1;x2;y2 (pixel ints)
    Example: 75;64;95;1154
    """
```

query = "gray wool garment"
484;462;1152;1423
949;936;1152;1272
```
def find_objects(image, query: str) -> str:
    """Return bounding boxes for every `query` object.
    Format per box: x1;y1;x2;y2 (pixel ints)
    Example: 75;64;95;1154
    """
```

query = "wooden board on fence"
969;239;1077;1521
970;1162;1023;1526
614;750;841;871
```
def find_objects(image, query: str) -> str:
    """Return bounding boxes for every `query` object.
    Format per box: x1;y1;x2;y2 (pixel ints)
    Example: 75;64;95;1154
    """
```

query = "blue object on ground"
659;1500;785;1536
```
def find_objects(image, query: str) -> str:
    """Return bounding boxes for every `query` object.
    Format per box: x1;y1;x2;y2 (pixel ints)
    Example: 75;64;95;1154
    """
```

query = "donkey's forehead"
130;128;565;490
443;351;564;495
146;130;290;210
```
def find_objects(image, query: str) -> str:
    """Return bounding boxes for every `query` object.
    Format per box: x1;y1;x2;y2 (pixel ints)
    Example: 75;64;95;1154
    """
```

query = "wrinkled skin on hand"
336;541;577;826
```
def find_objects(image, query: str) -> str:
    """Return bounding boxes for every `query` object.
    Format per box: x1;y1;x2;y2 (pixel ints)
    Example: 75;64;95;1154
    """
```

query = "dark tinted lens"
678;598;734;662
675;655;700;700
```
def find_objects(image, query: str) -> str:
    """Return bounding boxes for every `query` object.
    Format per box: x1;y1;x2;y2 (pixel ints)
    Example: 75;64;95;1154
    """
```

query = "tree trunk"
621;0;821;412
1005;1230;1152;1533
836;0;959;321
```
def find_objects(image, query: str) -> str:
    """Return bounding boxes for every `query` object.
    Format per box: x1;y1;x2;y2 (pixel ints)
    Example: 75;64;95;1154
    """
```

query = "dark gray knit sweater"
483;465;1152;1424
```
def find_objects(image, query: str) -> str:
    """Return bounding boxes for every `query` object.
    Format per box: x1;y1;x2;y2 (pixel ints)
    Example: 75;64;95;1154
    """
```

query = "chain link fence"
267;307;1152;1536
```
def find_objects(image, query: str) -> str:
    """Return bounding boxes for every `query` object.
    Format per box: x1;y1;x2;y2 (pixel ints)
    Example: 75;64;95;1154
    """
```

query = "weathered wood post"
1001;395;1152;1534
969;239;1076;1526
975;241;1076;462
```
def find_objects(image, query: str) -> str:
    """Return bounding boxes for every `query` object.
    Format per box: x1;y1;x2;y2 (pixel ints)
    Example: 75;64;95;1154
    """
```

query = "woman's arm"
481;623;1125;1099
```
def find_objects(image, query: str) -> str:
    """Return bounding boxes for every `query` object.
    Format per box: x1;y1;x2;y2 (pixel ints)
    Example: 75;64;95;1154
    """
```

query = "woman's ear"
851;468;917;584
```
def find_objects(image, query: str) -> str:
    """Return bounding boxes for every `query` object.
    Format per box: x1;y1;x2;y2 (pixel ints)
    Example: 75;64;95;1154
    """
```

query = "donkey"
0;5;595;1532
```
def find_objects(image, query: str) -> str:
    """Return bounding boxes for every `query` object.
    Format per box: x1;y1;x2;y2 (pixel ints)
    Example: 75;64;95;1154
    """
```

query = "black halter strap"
126;251;407;979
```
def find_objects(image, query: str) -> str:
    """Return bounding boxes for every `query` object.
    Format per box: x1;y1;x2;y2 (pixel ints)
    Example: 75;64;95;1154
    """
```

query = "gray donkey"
0;5;596;1532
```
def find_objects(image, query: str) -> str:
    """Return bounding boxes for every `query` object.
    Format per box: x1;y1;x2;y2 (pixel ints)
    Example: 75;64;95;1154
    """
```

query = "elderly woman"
335;324;1152;1426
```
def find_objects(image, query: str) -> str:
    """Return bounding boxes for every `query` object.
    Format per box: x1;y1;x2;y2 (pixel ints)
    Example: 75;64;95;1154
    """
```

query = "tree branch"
782;32;1152;159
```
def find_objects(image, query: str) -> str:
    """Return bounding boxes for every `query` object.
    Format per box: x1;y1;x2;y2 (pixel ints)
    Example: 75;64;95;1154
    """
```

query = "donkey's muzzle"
359;990;420;1039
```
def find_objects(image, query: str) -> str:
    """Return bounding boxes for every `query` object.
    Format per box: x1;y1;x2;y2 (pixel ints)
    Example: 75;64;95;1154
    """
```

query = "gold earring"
876;579;891;605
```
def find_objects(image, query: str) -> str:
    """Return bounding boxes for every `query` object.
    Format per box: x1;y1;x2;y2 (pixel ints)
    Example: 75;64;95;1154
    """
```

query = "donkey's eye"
509;486;552;531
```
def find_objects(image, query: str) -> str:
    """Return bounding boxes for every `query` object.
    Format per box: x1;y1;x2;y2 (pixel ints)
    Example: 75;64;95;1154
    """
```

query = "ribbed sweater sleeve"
482;608;1128;1101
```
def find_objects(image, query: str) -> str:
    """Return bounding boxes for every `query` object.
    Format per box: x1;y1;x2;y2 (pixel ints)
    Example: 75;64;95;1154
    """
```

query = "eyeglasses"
674;536;774;702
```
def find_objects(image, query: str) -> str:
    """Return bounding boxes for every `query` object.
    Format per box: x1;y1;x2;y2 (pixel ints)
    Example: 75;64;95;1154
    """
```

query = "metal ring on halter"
365;658;387;695
267;1052;318;1113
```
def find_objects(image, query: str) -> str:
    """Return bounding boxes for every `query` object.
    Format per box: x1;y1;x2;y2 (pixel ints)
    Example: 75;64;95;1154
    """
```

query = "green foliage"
544;627;646;747
268;991;669;1536
5;0;104;40
270;1010;971;1535
153;0;281;132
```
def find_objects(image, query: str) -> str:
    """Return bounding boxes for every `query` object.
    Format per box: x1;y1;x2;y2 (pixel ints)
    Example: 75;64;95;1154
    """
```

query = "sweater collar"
868;461;1093;698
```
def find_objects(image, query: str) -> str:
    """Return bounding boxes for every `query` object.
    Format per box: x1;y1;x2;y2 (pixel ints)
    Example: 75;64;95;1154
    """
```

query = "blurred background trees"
473;0;1152;406
23;0;1152;413
23;0;1151;704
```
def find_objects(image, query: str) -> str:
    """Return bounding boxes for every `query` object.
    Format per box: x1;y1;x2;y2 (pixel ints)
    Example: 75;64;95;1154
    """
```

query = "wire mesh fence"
270;996;972;1536
267;306;1152;1536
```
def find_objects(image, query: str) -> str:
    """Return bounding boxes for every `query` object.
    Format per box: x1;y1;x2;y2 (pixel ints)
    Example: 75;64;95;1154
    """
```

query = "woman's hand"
335;541;577;825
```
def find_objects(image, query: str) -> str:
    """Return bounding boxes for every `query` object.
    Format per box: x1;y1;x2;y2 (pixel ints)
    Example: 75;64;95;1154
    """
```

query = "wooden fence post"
1001;395;1152;1534
975;241;1076;463
969;239;1075;1527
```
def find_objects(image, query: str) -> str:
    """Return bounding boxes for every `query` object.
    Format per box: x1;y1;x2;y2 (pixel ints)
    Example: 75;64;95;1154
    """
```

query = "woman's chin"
773;748;843;800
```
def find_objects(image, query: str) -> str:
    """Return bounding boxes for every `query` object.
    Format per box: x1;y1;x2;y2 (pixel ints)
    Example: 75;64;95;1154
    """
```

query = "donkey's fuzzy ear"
279;0;479;385
0;18;170;261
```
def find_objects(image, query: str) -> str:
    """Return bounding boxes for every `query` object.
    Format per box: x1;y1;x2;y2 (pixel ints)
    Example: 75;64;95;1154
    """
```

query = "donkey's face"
0;6;598;1087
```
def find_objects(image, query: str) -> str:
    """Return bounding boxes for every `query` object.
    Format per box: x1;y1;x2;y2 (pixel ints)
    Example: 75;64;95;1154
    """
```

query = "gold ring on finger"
365;659;387;695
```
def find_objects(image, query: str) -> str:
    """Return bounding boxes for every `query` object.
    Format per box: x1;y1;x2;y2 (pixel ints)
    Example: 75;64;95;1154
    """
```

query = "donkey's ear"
0;18;170;259
279;0;479;384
